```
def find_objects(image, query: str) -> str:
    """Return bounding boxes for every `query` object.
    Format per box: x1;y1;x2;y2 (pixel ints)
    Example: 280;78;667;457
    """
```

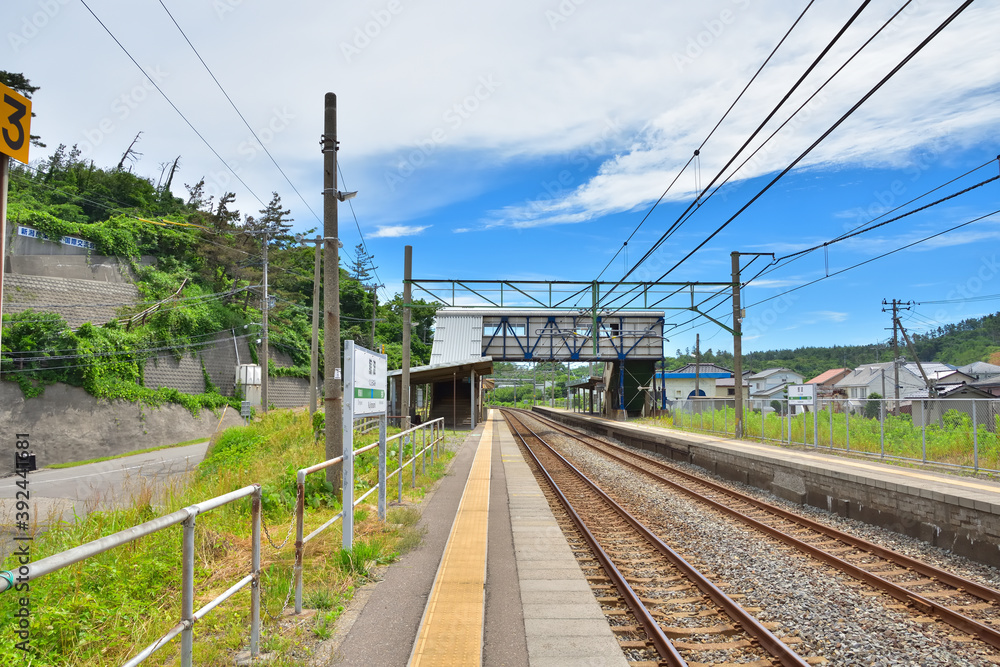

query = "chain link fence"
667;396;1000;474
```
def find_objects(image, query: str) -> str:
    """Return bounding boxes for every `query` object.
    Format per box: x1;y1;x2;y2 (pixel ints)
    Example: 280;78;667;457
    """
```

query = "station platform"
330;409;626;666
535;406;1000;569
329;406;1000;665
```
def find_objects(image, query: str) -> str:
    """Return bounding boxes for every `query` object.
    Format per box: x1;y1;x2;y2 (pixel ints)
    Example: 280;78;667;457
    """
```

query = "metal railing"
293;417;443;613
0;484;262;667
0;416;450;662
665;396;1000;474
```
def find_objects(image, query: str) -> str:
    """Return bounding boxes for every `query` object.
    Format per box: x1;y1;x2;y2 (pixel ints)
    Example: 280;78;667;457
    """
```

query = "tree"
0;70;44;147
348;242;376;284
863;392;883;420
253;192;294;247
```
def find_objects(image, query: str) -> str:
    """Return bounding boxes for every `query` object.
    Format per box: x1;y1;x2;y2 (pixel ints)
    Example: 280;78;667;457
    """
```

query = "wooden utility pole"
323;93;343;489
402;245;412;430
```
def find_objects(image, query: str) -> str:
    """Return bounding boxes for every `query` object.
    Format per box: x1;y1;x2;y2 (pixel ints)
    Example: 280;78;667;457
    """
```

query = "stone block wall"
3;273;140;327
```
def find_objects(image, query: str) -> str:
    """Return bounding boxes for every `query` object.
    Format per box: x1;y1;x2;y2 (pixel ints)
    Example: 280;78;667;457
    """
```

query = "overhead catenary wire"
651;0;974;285
78;0;269;210
601;0;867;308
590;0;818;287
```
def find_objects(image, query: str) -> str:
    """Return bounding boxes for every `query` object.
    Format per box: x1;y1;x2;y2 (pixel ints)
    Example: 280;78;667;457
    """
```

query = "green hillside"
1;142;435;407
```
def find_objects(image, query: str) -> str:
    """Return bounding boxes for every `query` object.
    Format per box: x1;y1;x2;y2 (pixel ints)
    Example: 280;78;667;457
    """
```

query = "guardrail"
293;417;443;613
0;415;449;662
0;484;261;667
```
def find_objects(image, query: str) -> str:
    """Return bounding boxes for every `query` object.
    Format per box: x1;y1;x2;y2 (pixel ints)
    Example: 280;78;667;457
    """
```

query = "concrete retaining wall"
536;407;1000;569
3;273;140;327
0;382;243;470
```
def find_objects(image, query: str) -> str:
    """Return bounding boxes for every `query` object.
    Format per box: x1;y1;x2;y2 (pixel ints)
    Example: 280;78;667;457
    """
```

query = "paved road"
0;442;209;560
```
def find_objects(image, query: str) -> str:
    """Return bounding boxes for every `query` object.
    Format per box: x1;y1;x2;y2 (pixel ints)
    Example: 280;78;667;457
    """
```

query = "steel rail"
503;410;809;667
500;411;684;666
522;409;1000;650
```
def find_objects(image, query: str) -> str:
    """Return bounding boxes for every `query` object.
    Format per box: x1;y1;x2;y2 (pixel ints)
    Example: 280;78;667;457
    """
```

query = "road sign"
0;82;31;164
349;342;387;417
787;384;815;406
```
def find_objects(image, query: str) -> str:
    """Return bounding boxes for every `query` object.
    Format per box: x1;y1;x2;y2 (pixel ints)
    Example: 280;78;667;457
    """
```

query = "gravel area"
529;419;1000;666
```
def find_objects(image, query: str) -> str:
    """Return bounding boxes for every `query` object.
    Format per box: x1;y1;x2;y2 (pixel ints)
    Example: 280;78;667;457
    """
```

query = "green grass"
45;437;210;469
0;410;454;666
639;406;1000;471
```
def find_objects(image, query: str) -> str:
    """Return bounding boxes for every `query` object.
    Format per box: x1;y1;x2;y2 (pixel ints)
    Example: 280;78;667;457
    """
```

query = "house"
747;368;803;410
714;376;750;400
958;362;1000;381
834;362;925;408
651;363;734;402
904;383;997;428
806;368;851;399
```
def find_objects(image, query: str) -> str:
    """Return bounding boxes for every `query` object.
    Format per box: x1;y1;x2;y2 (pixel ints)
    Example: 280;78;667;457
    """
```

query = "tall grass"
640;406;1000;471
0;410;451;665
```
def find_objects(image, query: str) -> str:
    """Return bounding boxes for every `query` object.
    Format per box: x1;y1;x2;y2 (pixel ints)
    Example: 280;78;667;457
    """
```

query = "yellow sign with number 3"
0;82;31;164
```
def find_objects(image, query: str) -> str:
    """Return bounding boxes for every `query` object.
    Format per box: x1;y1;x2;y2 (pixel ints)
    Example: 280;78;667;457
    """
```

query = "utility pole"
370;286;378;350
694;333;701;397
402;245;412;430
0;157;8;356
882;299;912;415
731;252;773;439
298;235;323;417
322;93;343;490
261;228;269;413
731;251;743;439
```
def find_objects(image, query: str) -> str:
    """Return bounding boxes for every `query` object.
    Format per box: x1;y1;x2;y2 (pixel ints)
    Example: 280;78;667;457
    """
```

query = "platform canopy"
388;357;494;384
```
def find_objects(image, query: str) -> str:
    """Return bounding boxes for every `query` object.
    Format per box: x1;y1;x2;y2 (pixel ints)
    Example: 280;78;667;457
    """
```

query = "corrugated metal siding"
430;313;484;365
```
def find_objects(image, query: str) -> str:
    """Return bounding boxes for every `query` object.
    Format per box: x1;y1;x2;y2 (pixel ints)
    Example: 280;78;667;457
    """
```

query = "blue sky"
6;0;1000;359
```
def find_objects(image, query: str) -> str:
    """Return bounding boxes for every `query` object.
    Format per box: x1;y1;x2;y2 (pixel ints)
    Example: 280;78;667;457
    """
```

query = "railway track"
501;409;815;667
514;408;1000;653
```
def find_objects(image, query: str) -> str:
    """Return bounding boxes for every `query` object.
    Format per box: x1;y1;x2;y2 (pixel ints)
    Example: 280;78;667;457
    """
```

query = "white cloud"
811;311;849;323
370;224;430;238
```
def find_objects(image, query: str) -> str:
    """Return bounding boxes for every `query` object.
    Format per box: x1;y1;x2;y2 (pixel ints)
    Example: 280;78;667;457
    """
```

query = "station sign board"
0;81;31;164
787;383;816;406
350;342;387;417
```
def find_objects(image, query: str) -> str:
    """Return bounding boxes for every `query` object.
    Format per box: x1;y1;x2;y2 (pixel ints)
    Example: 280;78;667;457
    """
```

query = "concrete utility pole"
882;299;912;415
322;93;343;489
261;228;270;413
402;245;412;430
370;286;378;350
731;251;743;439
694;333;701;397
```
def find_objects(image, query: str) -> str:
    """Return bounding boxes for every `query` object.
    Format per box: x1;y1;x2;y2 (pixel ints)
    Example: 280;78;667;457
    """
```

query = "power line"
155;0;322;226
78;0;268;209
649;0;974;287
745;207;1000;310
337;163;388;300
601;0;865;306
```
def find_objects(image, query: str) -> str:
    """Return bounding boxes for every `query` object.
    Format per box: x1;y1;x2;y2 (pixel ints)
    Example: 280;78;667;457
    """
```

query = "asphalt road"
0;442;209;560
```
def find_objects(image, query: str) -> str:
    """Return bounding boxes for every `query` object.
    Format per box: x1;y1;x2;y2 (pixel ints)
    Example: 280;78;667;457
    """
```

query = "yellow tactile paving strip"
409;415;493;666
